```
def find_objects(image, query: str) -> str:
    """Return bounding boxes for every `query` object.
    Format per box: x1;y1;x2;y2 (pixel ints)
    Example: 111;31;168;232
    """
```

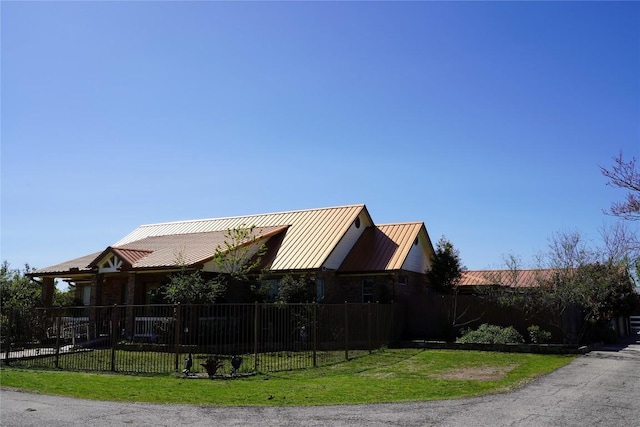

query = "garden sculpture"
201;356;223;379
231;355;243;374
183;353;193;375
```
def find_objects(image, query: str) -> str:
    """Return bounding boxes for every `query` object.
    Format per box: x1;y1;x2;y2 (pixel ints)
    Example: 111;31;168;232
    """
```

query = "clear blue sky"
2;1;639;274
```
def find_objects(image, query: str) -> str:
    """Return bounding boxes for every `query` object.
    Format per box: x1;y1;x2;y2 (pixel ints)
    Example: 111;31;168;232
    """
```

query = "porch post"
125;273;136;340
90;272;103;306
41;277;55;307
89;272;103;340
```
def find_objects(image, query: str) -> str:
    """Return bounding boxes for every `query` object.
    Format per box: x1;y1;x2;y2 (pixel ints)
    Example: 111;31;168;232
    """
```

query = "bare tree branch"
601;152;640;221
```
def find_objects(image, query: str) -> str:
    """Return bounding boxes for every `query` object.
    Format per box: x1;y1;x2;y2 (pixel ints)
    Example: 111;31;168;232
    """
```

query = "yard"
0;348;575;406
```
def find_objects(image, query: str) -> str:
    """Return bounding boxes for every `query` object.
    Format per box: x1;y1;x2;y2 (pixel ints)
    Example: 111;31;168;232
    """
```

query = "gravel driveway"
2;336;639;427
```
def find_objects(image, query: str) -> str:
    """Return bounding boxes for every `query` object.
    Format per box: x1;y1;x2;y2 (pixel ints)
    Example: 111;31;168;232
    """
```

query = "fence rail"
1;303;395;374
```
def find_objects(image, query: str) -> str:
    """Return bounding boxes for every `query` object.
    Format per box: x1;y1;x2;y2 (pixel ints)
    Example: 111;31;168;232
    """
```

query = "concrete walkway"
2;335;639;427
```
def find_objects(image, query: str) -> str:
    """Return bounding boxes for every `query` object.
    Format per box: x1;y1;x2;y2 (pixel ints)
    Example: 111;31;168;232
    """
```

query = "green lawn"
0;349;575;406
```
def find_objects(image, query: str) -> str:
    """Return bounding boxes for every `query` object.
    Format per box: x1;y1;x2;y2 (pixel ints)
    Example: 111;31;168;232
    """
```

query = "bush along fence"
1;303;395;375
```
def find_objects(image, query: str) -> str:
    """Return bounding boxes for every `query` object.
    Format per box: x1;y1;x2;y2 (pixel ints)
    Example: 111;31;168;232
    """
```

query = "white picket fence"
46;317;90;340
133;317;174;341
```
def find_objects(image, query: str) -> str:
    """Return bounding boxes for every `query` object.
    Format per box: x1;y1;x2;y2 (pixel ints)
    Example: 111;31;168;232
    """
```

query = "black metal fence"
1;303;395;374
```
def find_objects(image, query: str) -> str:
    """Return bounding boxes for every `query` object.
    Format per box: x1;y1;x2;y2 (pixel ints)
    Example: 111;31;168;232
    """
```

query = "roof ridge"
113;247;153;253
137;204;366;228
464;268;548;273
376;221;423;226
122;226;287;240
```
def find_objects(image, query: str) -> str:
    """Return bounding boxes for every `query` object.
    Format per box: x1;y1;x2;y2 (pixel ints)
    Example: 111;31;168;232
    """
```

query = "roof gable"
88;247;154;272
338;222;431;273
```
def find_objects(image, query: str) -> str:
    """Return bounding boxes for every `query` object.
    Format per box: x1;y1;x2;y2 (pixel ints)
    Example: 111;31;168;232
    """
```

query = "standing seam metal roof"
114;226;288;268
338;222;425;272
114;204;367;271
459;269;558;288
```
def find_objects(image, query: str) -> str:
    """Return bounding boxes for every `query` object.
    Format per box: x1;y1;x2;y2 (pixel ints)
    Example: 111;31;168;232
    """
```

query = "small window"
147;286;163;304
362;278;375;303
398;275;409;286
354;217;361;228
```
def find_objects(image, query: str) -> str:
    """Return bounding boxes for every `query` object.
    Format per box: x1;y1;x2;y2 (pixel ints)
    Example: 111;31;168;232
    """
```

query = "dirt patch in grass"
431;364;516;381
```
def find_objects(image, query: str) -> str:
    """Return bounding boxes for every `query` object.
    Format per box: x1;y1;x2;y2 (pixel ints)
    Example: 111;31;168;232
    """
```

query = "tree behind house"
275;275;314;304
163;225;267;304
426;236;472;338
0;261;40;310
482;230;638;344
1;261;43;345
213;225;267;283
426;236;466;293
601;152;640;221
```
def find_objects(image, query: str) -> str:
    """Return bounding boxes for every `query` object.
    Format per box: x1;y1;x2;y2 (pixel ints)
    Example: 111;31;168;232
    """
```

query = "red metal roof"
115;226;287;268
459;269;558;288
32;252;101;276
339;222;425;273
34;227;288;274
111;248;154;265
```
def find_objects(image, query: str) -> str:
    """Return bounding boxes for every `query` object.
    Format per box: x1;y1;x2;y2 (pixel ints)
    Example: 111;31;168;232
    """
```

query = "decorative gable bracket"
88;246;153;273
99;254;123;273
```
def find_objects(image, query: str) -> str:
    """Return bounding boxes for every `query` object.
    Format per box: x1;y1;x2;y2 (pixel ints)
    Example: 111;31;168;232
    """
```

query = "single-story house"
456;267;637;340
30;204;435;309
458;269;553;291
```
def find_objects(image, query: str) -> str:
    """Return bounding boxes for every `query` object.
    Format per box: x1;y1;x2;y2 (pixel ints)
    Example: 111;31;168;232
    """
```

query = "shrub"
527;325;552;344
457;324;524;344
276;274;314;303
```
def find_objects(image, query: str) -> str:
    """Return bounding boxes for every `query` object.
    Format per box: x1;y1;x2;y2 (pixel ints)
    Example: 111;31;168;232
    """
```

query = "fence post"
110;305;118;372
368;302;372;354
174;304;181;372
312;302;317;368
344;302;349;361
4;309;13;365
253;302;259;372
390;300;394;347
54;308;62;368
376;303;382;349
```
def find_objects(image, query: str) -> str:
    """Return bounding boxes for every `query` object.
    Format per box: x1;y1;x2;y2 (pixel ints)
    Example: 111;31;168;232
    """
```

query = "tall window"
362;278;375;303
82;285;91;306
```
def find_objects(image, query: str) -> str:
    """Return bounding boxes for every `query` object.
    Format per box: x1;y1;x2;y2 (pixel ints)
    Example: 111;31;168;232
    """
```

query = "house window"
398;275;409;286
362;278;375;303
147;286;160;304
316;278;325;302
82;285;91;306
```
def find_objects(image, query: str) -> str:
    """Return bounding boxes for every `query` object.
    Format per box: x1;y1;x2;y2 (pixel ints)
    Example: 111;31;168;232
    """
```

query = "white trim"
99;254;122;273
